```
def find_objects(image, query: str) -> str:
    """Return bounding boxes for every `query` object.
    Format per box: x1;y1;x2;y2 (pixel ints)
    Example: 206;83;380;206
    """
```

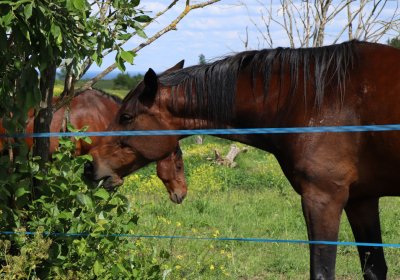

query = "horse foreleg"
345;198;387;280
301;188;348;280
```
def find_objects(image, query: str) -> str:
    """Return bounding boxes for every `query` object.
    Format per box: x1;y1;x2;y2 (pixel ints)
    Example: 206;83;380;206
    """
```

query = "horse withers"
0;89;187;204
86;41;400;279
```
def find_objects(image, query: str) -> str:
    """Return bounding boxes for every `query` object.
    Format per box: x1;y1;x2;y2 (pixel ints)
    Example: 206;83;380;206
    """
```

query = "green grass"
117;136;400;279
54;79;129;99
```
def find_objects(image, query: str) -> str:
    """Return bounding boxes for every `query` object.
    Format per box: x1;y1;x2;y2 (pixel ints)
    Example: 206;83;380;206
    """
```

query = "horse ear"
144;68;158;92
164;60;185;73
140;68;158;106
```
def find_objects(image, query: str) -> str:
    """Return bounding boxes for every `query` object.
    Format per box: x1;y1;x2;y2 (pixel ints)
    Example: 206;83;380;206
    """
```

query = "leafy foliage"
1;0;85;129
0;2;160;277
0;136;167;279
0;0;150;131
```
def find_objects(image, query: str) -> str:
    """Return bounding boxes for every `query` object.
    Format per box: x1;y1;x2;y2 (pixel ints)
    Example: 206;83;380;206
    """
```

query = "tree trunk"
33;64;56;166
214;144;248;168
194;135;203;144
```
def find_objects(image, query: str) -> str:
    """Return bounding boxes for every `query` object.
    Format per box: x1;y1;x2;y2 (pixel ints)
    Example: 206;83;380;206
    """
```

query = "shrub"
0;136;167;279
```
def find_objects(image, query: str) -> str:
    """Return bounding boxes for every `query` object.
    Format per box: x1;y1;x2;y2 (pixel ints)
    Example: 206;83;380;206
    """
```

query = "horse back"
263;43;400;198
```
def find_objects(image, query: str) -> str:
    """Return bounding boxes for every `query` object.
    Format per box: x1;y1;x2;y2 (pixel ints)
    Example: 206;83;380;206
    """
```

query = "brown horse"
86;41;400;279
0;89;187;203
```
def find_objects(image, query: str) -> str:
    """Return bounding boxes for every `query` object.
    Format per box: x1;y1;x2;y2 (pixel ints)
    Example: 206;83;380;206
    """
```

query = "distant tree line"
113;53;209;90
388;37;400;49
113;73;144;89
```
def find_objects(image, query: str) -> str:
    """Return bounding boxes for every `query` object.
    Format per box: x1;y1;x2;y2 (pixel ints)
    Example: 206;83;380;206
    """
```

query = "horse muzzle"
168;187;187;204
83;161;123;191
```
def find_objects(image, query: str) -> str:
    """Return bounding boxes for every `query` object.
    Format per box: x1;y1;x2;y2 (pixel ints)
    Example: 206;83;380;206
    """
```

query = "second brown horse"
0;89;187;203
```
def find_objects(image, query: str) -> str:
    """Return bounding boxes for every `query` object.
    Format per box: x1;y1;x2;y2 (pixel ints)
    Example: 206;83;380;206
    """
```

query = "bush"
0;135;167;279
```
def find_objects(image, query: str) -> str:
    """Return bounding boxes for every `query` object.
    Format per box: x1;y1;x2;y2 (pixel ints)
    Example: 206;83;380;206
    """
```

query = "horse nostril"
84;161;94;177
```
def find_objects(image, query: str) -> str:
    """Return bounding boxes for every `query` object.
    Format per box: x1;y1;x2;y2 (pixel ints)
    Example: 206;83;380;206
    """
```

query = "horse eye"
119;113;133;124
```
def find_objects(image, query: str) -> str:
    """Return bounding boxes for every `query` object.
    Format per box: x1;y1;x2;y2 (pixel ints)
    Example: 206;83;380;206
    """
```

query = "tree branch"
78;0;181;78
78;0;220;93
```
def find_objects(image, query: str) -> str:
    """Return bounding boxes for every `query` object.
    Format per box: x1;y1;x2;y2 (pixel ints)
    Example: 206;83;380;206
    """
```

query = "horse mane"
159;40;361;126
85;88;123;104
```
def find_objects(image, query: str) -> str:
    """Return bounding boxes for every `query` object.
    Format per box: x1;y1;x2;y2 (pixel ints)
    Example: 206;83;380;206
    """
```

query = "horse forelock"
157;41;359;126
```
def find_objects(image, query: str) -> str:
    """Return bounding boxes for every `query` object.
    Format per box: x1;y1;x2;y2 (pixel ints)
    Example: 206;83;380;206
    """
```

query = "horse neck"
178;71;307;151
164;86;270;150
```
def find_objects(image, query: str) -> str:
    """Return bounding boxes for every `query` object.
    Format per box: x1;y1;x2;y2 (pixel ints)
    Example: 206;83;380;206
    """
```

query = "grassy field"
54;79;128;99
116;136;400;280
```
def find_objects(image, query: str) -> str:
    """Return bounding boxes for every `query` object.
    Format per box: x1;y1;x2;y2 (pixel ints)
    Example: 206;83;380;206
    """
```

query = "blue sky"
89;0;399;75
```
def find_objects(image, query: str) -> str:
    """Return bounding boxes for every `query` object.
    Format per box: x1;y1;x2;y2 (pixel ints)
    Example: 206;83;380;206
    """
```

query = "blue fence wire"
2;124;400;138
1;231;400;248
2;123;400;248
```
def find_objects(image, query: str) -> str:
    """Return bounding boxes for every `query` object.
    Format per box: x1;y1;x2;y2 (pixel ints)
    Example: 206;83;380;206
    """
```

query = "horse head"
86;61;186;201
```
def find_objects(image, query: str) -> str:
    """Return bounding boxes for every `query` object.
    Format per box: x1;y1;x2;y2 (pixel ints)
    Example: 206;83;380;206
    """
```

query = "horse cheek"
133;135;177;161
131;115;177;161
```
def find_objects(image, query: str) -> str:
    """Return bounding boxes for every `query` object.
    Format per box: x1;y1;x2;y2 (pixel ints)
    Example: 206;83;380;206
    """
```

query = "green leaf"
77;193;93;208
135;28;147;39
83;136;92;144
115;53;126;72
93;188;110;201
120;50;135;64
117;33;132;41
72;0;85;10
1;12;15;26
51;23;61;39
91;51;98;64
65;0;75;11
58;211;73;219
134;15;151;23
15;186;30;198
78;154;92;162
23;3;33;19
67;123;78;132
57;33;63;44
93;260;105;276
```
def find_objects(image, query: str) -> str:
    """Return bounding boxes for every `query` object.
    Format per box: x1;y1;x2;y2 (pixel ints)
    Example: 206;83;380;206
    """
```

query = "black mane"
159;40;360;126
88;88;122;105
